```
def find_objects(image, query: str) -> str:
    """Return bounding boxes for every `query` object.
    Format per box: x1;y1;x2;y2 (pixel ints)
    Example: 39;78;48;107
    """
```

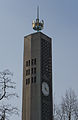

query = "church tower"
22;7;53;120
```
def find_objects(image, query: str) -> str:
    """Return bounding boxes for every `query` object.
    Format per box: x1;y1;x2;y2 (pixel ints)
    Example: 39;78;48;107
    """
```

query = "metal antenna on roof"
37;6;39;19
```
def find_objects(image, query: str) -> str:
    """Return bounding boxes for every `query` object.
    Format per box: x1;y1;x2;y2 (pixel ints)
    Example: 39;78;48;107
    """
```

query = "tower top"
32;6;44;32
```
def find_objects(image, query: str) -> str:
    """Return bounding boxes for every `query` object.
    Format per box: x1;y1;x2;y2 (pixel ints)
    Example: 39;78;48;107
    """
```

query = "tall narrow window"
34;67;36;74
31;59;33;65
26;79;28;85
31;68;33;74
31;77;33;83
29;60;30;66
26;61;28;67
34;76;36;83
28;78;30;84
28;69;30;75
34;58;36;65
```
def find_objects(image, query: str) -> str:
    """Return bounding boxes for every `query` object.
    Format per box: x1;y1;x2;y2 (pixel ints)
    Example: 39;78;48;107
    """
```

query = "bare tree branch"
0;69;17;100
0;69;19;120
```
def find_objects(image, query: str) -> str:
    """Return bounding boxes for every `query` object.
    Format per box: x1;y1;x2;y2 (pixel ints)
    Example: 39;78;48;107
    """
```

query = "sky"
0;0;78;119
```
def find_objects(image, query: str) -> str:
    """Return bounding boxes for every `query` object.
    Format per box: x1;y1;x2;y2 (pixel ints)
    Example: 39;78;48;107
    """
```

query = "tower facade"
22;32;53;120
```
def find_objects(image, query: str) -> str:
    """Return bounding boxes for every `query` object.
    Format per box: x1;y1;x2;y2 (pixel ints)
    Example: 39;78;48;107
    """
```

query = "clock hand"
45;87;48;92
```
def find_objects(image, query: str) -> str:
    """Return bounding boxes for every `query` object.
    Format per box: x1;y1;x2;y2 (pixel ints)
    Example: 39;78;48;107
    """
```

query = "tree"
54;89;78;120
0;69;18;120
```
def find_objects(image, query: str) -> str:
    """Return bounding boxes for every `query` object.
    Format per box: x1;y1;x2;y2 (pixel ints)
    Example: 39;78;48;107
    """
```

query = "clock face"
42;82;49;96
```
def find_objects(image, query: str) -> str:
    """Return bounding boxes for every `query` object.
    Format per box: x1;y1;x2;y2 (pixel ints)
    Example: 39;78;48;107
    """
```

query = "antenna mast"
32;6;44;32
37;6;39;19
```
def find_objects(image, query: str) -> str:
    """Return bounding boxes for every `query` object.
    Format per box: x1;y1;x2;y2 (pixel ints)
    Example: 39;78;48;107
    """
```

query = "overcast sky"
0;0;78;119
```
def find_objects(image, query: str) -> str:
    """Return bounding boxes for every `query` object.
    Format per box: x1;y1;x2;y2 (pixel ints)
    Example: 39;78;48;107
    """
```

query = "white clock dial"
42;82;49;96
